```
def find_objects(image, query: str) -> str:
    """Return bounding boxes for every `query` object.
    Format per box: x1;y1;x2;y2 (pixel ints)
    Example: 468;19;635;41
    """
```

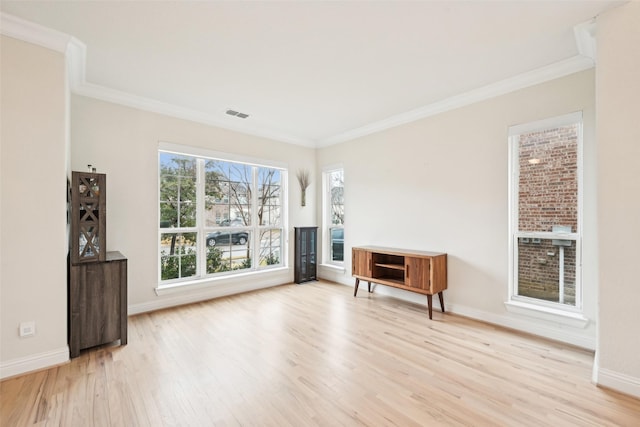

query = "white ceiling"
0;1;623;147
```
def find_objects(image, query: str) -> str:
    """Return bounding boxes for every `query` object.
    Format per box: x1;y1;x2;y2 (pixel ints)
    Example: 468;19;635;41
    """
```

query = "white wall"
70;95;316;314
595;1;640;398
3;6;638;400
0;36;69;376
317;69;598;349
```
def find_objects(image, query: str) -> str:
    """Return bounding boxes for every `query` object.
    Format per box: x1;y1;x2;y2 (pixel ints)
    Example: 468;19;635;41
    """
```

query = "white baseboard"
322;276;596;350
447;302;596;350
129;273;290;315
596;368;640;399
0;347;69;380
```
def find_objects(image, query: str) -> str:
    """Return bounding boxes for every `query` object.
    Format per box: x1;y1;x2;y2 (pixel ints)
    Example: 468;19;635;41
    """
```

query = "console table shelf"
352;246;448;319
375;263;404;270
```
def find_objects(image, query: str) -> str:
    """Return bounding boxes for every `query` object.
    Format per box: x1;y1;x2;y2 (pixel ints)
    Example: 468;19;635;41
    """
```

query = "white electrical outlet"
19;321;36;337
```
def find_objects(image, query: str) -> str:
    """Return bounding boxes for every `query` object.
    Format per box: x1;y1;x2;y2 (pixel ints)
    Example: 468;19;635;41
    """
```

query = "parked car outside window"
206;218;248;246
206;231;248;246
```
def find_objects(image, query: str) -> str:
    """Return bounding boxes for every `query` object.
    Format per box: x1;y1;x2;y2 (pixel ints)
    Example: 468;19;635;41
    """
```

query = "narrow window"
509;112;582;311
323;168;344;264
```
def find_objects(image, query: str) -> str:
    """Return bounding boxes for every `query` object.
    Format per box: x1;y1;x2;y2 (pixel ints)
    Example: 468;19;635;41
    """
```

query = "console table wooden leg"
368;281;372;293
438;291;445;313
427;294;433;320
354;278;360;297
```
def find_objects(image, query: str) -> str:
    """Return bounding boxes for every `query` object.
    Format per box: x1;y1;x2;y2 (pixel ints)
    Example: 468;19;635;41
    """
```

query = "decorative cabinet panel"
68;251;127;358
70;171;106;264
294;226;317;284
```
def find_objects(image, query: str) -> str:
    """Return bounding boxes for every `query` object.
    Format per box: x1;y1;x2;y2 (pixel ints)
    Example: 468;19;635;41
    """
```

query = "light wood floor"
2;281;639;426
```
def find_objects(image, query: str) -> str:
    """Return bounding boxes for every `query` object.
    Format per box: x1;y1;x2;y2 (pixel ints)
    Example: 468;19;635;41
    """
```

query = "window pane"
330;227;344;262
517;237;576;306
159;153;197;228
258;229;281;267
330;170;344;226
257;168;282;226
160;232;197;280
205;160;252;227
518;125;578;233
206;231;251;274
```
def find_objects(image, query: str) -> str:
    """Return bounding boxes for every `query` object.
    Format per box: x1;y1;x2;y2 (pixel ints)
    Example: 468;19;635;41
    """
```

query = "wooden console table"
352;246;447;319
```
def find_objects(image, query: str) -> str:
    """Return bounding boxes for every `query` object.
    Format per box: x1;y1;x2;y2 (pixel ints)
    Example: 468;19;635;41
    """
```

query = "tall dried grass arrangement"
296;169;311;206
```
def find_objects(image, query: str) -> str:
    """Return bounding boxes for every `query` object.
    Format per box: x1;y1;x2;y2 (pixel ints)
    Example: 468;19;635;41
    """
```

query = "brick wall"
518;125;578;232
518;239;576;304
517;125;578;305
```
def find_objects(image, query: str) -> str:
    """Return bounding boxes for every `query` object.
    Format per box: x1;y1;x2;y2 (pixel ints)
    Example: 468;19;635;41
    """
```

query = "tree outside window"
159;151;285;284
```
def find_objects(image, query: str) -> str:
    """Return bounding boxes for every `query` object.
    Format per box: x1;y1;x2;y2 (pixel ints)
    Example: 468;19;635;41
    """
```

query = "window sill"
504;300;590;328
155;267;289;296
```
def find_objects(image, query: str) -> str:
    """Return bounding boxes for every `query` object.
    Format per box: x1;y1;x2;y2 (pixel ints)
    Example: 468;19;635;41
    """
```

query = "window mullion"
197;158;205;277
251;166;259;270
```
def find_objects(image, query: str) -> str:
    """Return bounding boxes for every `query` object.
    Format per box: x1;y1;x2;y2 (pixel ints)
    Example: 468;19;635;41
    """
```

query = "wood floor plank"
2;281;639;426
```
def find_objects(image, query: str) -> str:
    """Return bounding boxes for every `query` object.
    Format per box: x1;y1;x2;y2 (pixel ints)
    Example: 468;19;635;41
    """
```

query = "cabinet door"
294;227;317;283
306;227;317;281
352;248;372;277
69;253;127;358
405;257;430;291
79;261;123;349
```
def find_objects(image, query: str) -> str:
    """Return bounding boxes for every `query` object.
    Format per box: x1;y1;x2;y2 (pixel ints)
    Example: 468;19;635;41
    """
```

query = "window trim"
159;141;287;170
158;142;288;287
322;165;344;266
507;112;584;314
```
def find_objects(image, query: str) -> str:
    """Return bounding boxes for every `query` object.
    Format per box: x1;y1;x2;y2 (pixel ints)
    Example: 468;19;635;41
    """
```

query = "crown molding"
574;18;597;60
66;37;87;88
0;12;314;147
0;12;71;53
72;81;315;147
318;19;597;147
318;54;595;147
2;12;598;149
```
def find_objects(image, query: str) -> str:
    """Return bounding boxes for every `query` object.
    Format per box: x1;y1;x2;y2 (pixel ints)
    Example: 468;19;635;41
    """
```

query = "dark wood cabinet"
294;226;317;284
68;171;127;358
68;251;127;358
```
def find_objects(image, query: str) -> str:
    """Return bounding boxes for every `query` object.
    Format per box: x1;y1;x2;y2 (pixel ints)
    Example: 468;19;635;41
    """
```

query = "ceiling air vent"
226;109;250;119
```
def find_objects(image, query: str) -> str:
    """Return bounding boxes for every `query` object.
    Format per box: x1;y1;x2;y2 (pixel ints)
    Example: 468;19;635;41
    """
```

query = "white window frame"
158;142;288;287
507;112;584;315
322;166;344;266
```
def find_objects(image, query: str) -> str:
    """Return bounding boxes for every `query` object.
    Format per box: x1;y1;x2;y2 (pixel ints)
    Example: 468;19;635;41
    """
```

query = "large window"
509;112;582;312
323;168;344;264
159;147;285;285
